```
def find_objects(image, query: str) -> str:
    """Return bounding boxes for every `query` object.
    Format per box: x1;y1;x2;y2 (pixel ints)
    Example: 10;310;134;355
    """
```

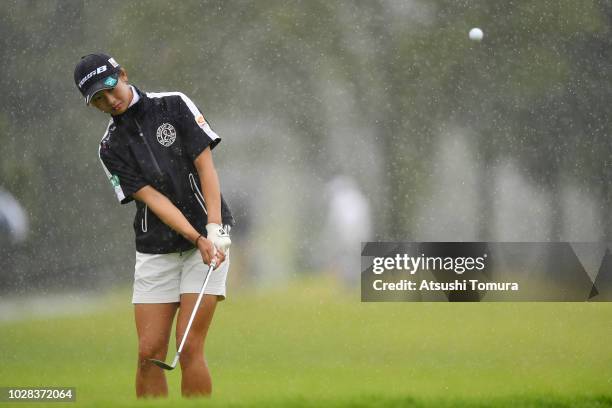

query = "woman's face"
90;69;133;115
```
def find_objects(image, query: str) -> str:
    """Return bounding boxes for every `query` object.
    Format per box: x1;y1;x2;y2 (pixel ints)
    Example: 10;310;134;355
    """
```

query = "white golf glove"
206;223;231;252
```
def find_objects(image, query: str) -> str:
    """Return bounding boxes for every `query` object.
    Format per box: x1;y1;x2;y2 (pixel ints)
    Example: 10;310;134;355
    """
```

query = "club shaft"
176;261;216;356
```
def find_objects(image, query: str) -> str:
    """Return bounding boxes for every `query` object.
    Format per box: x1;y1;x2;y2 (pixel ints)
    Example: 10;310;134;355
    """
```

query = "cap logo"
78;64;107;88
156;123;176;147
108;57;119;68
104;76;118;87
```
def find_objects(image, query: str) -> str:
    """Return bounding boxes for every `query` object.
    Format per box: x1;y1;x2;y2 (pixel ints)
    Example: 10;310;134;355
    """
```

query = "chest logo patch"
156;123;176;147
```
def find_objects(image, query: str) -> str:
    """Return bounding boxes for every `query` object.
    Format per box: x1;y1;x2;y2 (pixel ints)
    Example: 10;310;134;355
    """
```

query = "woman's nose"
103;91;115;105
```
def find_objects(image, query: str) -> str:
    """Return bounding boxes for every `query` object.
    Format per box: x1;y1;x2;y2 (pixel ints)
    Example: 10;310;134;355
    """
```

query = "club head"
149;358;176;370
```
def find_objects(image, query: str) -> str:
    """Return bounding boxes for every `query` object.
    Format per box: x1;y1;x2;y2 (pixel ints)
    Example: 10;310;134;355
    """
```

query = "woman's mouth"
112;103;122;111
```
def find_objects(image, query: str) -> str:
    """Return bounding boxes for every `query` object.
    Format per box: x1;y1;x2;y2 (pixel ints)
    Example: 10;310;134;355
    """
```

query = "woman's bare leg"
134;303;178;398
176;294;218;397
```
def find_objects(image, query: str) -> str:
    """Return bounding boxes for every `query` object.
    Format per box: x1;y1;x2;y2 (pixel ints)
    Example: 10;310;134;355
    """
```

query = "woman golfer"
74;53;234;398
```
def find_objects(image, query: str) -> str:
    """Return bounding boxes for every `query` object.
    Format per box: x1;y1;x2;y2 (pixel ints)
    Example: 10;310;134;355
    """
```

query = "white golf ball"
469;27;483;41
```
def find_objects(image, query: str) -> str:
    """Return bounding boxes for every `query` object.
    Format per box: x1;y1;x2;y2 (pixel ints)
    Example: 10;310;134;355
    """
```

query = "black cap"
74;53;121;104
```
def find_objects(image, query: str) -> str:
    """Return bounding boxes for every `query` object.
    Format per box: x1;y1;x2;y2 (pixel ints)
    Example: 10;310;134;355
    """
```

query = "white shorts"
132;248;229;304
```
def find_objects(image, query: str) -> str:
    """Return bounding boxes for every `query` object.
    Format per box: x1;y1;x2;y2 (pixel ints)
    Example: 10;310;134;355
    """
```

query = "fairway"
1;277;611;407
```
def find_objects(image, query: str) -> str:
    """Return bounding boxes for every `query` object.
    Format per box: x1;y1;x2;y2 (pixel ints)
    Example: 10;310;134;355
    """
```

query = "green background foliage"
1;278;611;407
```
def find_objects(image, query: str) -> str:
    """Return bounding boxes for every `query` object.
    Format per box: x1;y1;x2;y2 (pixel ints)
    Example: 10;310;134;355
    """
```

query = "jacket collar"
111;85;148;124
126;85;140;108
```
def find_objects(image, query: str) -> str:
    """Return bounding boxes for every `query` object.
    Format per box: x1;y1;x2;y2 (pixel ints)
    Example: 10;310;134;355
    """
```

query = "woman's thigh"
175;294;218;350
134;303;179;355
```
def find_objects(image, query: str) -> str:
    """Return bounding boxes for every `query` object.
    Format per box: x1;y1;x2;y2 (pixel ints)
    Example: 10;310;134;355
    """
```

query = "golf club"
149;259;217;371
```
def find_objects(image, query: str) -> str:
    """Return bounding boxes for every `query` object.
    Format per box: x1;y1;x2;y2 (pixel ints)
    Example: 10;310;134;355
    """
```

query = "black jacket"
98;86;234;254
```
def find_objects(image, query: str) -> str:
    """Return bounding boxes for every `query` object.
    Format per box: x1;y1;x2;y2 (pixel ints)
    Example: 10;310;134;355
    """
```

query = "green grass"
1;276;611;407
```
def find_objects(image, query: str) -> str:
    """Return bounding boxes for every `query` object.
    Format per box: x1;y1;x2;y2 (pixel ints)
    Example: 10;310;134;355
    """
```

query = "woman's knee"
177;335;205;362
138;339;169;363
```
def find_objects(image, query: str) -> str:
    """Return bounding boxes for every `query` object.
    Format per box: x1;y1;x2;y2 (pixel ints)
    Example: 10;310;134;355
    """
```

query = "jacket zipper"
134;119;163;176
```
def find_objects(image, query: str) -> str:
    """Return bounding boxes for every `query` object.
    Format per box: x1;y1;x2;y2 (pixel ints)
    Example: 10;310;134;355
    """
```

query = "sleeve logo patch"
110;174;120;187
196;114;207;126
156;123;177;147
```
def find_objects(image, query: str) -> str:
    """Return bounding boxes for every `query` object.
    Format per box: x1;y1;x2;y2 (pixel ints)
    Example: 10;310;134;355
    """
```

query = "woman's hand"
196;235;225;269
206;223;231;252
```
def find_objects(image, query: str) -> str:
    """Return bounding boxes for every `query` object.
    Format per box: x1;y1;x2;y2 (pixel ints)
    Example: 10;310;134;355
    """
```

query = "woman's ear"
118;67;128;82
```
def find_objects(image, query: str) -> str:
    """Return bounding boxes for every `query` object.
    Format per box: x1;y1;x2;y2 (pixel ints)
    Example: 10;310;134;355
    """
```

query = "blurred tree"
1;0;611;291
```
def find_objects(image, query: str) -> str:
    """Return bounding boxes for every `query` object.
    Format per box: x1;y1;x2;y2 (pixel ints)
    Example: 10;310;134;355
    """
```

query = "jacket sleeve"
175;93;221;162
98;142;148;205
